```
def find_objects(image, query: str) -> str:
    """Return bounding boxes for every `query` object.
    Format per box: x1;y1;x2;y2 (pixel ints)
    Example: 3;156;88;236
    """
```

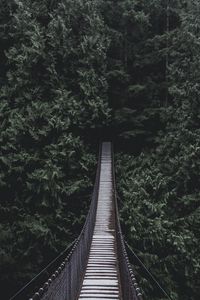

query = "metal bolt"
61;263;65;269
32;292;40;299
130;274;135;280
132;278;137;284
51;274;56;280
38;288;44;296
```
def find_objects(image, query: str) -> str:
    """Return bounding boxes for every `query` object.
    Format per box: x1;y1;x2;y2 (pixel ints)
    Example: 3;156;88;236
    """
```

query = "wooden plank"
78;142;121;300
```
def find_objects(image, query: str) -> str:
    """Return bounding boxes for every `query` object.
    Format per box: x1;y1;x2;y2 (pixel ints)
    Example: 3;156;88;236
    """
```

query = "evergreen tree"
0;0;110;297
1;0;200;299
116;1;200;299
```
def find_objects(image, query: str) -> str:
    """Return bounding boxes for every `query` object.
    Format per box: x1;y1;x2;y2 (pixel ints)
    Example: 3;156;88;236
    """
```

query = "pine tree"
0;0;110;297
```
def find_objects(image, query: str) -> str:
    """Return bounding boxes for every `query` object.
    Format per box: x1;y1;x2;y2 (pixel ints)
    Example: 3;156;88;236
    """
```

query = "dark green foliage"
116;149;200;299
0;0;200;299
101;0;180;150
0;0;110;297
115;1;200;299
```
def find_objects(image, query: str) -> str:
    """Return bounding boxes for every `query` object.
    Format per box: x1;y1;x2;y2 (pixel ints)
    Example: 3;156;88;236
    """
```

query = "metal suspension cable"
125;241;174;300
28;144;102;300
112;144;143;300
9;239;77;300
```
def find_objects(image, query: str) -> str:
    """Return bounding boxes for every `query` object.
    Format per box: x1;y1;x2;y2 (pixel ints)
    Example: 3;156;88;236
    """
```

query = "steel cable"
125;241;174;300
9;239;76;300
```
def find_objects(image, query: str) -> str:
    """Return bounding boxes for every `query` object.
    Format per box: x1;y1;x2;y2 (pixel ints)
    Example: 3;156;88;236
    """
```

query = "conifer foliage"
115;1;200;299
0;0;110;297
0;0;200;299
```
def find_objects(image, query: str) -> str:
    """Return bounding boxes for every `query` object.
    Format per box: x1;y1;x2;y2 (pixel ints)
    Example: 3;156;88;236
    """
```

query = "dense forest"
0;0;200;299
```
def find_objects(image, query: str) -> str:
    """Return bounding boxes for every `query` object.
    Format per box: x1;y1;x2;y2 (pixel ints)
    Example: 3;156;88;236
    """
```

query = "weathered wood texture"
78;142;121;300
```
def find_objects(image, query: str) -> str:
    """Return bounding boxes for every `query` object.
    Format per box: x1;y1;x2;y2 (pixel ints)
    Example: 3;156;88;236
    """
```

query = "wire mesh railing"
28;146;102;300
9;240;76;300
111;143;143;300
13;142;144;300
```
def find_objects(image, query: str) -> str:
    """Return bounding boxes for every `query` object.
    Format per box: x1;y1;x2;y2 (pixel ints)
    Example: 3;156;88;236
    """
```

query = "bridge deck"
78;142;121;300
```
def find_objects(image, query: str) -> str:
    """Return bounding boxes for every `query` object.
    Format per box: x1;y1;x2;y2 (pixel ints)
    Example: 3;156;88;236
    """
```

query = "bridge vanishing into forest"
27;142;142;300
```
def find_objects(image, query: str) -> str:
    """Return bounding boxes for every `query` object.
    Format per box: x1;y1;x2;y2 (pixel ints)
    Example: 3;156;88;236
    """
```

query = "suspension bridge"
12;142;143;300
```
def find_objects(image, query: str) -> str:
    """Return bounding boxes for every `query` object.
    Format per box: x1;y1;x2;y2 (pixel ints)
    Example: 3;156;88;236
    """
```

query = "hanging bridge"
27;142;143;300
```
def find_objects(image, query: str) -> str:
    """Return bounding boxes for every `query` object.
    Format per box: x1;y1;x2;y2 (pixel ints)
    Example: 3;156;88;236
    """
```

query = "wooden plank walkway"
78;142;121;300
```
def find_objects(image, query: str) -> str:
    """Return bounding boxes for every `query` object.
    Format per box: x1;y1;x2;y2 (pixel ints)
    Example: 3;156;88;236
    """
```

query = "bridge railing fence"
16;142;144;300
29;146;102;300
111;144;143;300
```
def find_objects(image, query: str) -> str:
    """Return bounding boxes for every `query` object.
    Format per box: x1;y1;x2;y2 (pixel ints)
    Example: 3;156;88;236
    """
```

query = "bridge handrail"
29;145;102;300
26;142;143;300
111;143;143;300
9;240;76;300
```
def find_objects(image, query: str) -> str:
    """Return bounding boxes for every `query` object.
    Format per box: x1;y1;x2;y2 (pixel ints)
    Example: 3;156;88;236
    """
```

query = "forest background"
0;0;200;299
